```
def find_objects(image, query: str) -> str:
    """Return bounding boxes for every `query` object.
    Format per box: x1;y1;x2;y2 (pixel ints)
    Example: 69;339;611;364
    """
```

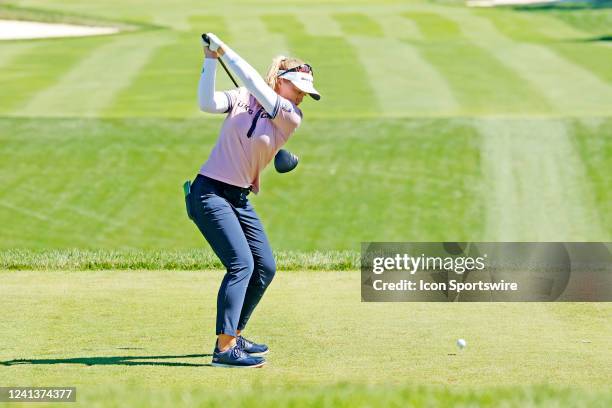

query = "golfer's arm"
198;58;230;113
220;47;278;116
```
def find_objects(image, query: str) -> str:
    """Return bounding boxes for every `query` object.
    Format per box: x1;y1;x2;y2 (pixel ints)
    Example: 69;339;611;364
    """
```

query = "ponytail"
265;55;287;89
265;55;306;91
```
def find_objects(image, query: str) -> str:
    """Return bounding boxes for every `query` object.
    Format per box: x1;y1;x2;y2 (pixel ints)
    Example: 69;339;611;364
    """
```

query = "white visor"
279;71;321;101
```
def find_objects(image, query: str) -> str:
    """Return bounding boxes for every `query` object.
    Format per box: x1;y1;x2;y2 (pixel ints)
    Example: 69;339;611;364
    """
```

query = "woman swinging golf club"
190;33;320;368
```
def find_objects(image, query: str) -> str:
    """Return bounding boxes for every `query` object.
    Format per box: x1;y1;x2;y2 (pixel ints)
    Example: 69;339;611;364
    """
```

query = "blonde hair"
265;55;306;91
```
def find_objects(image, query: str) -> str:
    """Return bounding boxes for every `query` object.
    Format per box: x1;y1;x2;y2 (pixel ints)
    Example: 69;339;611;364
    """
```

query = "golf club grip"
201;33;239;88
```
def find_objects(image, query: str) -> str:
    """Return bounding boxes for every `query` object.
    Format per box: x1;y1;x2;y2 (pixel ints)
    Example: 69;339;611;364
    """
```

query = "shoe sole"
211;361;266;368
247;350;269;357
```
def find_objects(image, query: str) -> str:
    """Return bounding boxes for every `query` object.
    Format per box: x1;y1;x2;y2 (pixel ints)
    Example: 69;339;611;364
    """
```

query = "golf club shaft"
219;59;238;87
202;33;239;88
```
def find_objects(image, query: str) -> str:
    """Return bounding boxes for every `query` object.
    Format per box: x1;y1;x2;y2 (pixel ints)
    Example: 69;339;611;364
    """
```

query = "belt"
196;174;252;196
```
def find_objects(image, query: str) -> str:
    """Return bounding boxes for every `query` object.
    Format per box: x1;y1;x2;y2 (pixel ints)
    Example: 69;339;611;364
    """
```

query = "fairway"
1;270;611;406
1;0;611;405
1;1;611;249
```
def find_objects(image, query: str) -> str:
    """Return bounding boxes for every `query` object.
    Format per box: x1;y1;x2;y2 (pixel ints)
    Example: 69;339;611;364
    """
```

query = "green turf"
62;384;612;408
1;116;609;248
2;2;612;118
262;13;380;117
0;116;487;249
332;12;385;37
572;119;612;233
1;270;610;406
0;36;107;114
0;2;611;405
402;12;552;114
512;4;612;37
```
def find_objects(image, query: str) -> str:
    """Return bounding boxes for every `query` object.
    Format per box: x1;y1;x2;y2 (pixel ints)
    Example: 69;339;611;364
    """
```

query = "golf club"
274;149;299;173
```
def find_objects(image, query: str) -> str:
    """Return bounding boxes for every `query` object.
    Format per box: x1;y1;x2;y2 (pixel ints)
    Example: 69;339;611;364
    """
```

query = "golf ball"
456;338;467;349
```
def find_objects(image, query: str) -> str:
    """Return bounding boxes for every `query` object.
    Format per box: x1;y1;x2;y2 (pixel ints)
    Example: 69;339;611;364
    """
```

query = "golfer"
189;33;320;368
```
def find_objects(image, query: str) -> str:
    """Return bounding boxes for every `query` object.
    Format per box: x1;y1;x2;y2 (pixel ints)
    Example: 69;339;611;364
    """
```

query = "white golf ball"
456;338;467;349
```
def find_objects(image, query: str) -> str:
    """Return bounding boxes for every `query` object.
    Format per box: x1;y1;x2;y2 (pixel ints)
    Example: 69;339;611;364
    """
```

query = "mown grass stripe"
402;11;551;115
261;13;379;117
347;36;458;115
457;9;612;115
403;11;461;41
225;15;290;82
332;12;384;37
475;8;589;43
478;119;605;241
478;8;612;87
0;41;41;70
539;7;612;37
16;31;170;117
371;13;422;40
0;36;108;114
571;119;612;234
495;10;612;89
297;12;343;37
105;32;211;118
187;14;232;36
551;43;612;85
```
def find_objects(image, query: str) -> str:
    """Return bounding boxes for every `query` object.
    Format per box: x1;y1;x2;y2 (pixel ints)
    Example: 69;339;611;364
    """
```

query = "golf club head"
274;149;299;173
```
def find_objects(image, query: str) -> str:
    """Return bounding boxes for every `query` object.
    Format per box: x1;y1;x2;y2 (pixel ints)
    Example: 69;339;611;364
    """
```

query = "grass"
0;116;486;249
1;1;611;405
0;249;359;270
1;116;609;248
13;384;611;407
1;270;611;406
0;2;610;250
572;119;612;232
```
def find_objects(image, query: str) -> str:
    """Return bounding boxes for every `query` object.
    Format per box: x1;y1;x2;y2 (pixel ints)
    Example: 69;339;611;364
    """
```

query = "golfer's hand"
205;33;224;53
204;46;219;59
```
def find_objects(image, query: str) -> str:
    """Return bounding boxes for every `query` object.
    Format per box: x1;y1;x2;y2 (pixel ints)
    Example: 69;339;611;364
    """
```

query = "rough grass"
0;249;359;270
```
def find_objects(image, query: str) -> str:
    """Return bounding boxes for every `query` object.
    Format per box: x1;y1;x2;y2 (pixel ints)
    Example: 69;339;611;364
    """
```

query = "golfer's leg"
191;194;254;337
235;202;276;331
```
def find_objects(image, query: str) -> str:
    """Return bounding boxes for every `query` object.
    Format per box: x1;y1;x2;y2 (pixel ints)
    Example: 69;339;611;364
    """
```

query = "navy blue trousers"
189;174;276;336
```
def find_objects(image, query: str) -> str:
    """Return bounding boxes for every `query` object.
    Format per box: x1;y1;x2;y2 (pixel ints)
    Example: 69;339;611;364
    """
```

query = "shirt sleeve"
223;88;241;113
198;58;231;114
271;96;302;137
219;46;278;116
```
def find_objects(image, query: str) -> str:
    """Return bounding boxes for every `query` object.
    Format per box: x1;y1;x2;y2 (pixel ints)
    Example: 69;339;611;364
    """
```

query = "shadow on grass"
0;354;213;367
583;35;612;41
566;34;612;42
514;0;612;11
